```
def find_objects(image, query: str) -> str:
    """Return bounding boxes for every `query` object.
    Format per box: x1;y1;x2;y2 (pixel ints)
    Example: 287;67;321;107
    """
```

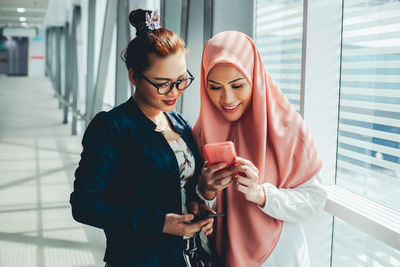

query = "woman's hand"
231;157;266;206
198;161;236;200
162;213;214;237
189;201;216;236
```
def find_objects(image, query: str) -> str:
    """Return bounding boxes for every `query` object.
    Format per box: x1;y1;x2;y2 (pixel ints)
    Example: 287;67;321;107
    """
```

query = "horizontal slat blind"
336;0;400;211
255;0;304;113
333;0;400;265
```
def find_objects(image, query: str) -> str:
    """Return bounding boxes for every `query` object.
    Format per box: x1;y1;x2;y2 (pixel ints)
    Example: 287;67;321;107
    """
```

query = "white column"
301;1;343;266
180;0;205;125
213;0;254;37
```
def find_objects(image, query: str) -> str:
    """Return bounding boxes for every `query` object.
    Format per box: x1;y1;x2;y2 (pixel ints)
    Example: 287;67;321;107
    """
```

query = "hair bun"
129;9;151;29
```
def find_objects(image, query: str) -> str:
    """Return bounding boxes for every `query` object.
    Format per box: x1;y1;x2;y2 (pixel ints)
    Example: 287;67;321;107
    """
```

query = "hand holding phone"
193;212;225;222
203;141;237;167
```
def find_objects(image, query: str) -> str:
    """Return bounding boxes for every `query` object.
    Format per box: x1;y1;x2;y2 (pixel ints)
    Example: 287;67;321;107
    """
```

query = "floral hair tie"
136;10;161;36
145;10;160;30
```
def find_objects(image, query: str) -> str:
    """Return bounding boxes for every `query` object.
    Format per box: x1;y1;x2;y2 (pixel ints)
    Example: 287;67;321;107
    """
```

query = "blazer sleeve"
70;112;166;238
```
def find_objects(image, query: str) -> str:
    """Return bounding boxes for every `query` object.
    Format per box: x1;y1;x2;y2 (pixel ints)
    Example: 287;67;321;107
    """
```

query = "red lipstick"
163;99;177;106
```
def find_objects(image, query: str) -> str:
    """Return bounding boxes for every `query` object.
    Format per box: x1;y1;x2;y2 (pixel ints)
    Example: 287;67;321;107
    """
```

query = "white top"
167;138;197;266
167;138;195;214
196;173;327;267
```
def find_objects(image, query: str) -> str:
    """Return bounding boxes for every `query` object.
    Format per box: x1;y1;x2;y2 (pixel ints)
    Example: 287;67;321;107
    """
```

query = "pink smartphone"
203;141;237;167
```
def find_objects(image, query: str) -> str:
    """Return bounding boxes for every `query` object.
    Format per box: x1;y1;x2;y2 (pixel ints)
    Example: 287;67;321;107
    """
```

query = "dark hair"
121;9;186;76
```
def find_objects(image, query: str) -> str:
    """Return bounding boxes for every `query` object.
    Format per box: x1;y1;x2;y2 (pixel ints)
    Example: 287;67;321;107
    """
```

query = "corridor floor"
0;76;105;267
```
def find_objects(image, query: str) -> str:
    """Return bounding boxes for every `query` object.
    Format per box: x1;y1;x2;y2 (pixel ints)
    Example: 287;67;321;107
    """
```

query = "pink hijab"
193;31;323;266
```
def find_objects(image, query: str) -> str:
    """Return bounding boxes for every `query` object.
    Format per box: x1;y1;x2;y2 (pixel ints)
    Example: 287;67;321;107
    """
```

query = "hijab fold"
193;31;322;267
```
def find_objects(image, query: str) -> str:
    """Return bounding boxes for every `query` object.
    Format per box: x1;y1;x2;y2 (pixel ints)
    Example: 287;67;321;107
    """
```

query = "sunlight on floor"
0;77;105;267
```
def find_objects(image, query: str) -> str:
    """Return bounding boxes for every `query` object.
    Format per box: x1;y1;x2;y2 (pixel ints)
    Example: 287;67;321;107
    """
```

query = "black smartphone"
193;212;225;222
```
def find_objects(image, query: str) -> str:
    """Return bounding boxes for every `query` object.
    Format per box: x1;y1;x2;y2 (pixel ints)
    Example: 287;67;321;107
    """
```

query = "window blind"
255;0;304;113
336;0;400;212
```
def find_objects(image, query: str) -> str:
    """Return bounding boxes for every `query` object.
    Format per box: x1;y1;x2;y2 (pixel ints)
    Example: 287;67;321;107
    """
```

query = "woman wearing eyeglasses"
70;9;213;267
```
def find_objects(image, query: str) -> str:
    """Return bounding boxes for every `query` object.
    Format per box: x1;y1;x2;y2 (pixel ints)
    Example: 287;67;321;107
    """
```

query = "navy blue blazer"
70;97;202;266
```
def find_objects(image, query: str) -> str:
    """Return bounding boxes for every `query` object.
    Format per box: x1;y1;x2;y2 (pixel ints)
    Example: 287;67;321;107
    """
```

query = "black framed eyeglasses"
141;69;194;95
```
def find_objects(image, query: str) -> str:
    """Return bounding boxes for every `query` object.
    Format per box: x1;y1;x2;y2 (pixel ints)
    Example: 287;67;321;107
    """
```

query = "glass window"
332;217;400;266
336;0;400;212
333;1;400;265
255;0;304;112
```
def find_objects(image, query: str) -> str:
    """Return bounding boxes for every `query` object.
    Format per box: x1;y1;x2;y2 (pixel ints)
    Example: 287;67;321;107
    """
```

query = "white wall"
28;28;46;76
181;0;205;125
163;0;181;33
213;0;254;37
301;1;343;266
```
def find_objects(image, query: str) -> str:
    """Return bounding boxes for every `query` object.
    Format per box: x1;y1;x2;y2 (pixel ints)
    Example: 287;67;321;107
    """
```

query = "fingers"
203;174;232;193
196;203;216;215
204;226;214;236
235;157;256;169
234;175;251;187
179;214;195;223
232;164;252;175
201;220;214;235
165;213;215;238
235;157;259;174
191;218;213;229
201;166;235;193
208;162;228;174
190;201;200;215
181;217;213;237
232;165;258;183
234;183;249;194
200;203;216;214
215;176;233;187
181;227;197;238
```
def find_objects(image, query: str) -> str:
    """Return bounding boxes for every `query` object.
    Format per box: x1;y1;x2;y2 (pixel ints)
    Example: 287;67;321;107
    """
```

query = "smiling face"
206;64;253;122
130;49;187;114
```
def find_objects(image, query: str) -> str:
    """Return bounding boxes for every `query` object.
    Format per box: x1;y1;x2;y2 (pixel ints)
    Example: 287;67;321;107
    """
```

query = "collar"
126;97;184;135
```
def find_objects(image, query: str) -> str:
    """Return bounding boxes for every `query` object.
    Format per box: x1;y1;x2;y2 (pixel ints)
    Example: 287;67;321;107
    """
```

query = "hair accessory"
145;10;160;30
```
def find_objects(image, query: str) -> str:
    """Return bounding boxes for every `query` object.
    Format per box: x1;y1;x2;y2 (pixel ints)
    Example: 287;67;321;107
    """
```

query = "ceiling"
0;0;80;31
0;0;49;28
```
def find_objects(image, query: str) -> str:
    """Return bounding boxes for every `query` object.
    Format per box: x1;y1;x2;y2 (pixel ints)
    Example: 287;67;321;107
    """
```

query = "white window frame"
325;185;400;250
302;0;400;254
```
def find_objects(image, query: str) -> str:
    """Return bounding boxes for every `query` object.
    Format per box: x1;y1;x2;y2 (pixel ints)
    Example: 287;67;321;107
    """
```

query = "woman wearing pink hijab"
193;31;327;267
